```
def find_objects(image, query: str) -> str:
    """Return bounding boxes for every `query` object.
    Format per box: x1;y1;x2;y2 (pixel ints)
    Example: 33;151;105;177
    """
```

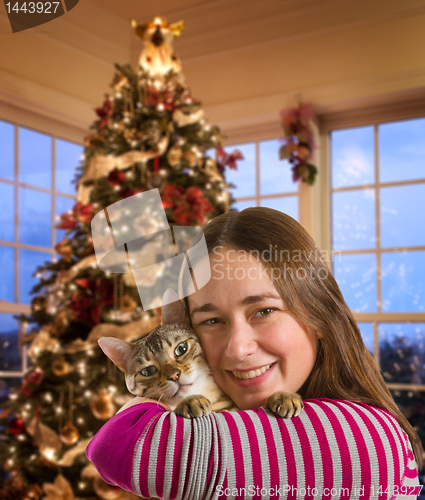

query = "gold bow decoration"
77;133;170;204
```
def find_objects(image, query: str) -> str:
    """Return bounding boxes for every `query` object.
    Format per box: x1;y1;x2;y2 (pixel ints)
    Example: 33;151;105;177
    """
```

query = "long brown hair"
180;207;424;468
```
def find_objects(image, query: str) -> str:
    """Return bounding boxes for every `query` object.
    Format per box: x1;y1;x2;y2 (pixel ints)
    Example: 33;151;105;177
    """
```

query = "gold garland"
77;133;170;204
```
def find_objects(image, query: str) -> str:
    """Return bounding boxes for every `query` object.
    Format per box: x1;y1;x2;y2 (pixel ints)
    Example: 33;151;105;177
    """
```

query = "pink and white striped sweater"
86;398;421;499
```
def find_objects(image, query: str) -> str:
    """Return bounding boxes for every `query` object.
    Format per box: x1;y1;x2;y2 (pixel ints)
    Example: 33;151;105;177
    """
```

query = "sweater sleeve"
85;398;421;500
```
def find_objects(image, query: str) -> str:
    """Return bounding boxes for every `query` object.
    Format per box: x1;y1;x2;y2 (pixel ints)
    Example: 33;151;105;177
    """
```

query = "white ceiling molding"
0;68;93;138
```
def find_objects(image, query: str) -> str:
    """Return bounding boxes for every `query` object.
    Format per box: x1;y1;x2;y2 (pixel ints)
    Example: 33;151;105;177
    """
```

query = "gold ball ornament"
90;390;117;420
51;356;71;376
59;423;80;445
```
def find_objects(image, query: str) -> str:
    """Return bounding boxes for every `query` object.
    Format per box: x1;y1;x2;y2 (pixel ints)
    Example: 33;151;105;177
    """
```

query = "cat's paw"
174;395;212;418
266;391;304;418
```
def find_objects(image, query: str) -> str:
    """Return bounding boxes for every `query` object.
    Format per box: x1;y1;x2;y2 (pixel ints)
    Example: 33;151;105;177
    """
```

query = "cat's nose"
168;370;180;381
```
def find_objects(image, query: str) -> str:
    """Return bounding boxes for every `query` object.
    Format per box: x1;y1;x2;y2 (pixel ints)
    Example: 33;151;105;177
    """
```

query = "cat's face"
98;289;211;407
123;324;209;404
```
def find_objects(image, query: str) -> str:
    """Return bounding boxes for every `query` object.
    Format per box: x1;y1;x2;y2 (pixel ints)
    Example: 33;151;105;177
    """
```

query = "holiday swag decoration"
0;16;243;500
279;102;317;185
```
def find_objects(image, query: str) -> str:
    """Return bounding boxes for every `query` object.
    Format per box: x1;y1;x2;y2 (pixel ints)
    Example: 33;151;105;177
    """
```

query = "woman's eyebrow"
190;292;282;317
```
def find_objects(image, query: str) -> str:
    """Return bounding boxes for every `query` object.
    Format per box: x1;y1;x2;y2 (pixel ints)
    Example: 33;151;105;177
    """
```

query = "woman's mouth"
231;363;273;380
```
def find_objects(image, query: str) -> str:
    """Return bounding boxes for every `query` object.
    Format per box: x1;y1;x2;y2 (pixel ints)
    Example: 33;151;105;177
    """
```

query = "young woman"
86;207;423;499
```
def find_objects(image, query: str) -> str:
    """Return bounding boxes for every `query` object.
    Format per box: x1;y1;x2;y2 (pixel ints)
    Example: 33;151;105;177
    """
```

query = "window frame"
0;113;83;379
318;95;425;392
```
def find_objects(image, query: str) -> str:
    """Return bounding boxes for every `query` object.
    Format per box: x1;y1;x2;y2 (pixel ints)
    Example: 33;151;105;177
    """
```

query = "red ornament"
108;169;125;187
9;416;25;435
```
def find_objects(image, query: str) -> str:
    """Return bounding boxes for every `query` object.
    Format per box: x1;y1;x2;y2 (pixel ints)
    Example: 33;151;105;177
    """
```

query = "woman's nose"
222;320;257;362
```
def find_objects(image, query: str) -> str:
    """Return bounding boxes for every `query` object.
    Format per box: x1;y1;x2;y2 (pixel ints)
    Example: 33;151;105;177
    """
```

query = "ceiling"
90;0;425;64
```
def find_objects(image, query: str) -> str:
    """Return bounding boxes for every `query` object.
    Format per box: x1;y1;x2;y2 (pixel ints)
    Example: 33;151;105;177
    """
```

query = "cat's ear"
98;337;133;373
161;288;190;327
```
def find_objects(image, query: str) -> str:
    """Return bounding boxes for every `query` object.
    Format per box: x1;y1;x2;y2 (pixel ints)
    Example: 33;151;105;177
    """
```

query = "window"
327;114;425;447
226;138;300;220
0;119;83;390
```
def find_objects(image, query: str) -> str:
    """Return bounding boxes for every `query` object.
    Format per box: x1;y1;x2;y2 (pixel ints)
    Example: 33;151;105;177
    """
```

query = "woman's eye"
256;307;277;317
174;341;187;357
201;317;222;326
141;366;156;376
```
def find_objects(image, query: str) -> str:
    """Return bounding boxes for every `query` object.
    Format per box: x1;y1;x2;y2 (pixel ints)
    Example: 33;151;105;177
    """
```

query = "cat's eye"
174;342;187;357
141;366;156;376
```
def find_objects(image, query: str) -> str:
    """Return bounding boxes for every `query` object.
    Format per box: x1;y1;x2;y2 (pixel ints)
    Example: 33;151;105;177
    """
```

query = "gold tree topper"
131;17;185;79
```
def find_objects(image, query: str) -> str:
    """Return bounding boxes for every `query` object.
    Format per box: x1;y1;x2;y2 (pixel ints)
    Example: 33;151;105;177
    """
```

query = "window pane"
56;139;83;195
19;187;51;248
56;195;75;243
357;322;374;355
331;126;374;188
0;246;14;302
231;200;256;211
379;323;425;385
226;143;256;198
259;139;297;195
19;249;50;304
382;251;425;312
19;127;51;188
390;390;425;450
260;196;298;221
0;314;21;371
0;183;14;241
332;189;376;250
380;183;425;248
380;118;425;183
333;253;377;312
0;120;14;180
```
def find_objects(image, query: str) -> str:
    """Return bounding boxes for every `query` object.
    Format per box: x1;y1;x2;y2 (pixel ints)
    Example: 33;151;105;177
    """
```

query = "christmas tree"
0;16;242;500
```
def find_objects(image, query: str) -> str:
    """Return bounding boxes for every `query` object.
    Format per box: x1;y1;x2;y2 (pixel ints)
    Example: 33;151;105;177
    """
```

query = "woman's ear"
161;288;190;327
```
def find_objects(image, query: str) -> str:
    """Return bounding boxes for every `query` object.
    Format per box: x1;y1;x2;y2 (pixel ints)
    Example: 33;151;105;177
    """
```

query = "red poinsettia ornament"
162;185;214;225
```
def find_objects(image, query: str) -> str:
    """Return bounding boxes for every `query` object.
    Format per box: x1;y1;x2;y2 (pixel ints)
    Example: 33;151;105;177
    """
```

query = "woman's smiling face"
187;246;319;410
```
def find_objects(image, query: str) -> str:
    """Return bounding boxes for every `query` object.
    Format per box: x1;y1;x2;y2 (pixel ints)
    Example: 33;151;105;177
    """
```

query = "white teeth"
232;364;272;380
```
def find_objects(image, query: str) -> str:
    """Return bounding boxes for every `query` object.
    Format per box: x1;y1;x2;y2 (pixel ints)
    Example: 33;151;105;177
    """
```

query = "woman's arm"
86;398;420;500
